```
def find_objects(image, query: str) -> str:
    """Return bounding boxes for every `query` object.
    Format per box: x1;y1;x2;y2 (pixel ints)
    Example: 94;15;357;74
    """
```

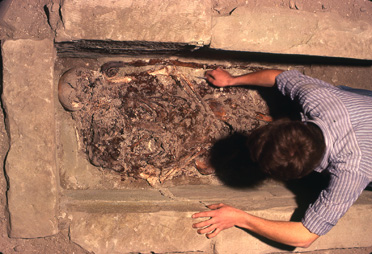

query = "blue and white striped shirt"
276;70;372;235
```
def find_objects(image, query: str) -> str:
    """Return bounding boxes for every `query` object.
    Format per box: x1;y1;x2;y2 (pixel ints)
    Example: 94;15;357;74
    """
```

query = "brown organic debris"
59;59;269;186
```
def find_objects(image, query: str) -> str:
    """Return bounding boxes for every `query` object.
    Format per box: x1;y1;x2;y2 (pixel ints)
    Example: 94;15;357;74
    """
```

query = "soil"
0;0;372;253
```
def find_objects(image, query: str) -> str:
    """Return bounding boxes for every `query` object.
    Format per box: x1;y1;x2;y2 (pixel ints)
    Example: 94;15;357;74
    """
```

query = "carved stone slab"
2;39;58;238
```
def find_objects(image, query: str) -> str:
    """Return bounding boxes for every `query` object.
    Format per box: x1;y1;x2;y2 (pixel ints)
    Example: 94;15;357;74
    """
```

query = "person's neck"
307;121;326;163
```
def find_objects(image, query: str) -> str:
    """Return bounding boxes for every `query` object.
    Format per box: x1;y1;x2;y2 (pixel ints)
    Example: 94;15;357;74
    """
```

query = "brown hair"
248;119;325;181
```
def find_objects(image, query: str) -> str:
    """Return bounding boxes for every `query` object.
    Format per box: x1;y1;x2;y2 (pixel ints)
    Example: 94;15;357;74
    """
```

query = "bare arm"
205;68;284;88
192;203;319;248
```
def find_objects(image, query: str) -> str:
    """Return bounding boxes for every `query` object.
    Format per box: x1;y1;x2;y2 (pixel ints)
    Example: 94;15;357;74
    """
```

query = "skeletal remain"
100;61;134;84
147;65;175;76
104;75;133;84
61;60;269;186
58;68;96;111
207;99;228;121
139;165;161;187
195;158;215;175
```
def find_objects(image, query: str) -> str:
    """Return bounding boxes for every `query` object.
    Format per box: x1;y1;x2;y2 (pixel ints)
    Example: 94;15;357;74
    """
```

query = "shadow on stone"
186;47;372;67
206;80;329;250
209;132;331;250
245;172;329;251
256;87;301;121
286;172;330;222
209;132;266;189
238;227;296;251
208;86;301;189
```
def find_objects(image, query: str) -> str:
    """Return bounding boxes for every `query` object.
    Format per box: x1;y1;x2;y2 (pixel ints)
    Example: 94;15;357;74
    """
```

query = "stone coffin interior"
55;42;277;190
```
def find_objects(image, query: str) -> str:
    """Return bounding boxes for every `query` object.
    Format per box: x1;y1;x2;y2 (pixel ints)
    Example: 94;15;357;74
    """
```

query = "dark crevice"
43;4;51;28
0;41;11;238
188;47;372;67
55;40;372;68
58;2;64;27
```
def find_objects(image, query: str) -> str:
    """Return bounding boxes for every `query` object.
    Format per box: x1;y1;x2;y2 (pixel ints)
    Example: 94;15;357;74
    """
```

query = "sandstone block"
2;39;58;238
70;210;211;254
214;191;372;253
56;0;212;45
211;7;372;60
0;1;53;40
66;186;372;253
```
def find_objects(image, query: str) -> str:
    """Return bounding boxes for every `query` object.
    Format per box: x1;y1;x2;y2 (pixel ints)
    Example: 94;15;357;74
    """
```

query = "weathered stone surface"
56;0;212;45
66;185;372;253
57;114;106;190
2;39;58;238
214;207;297;254
0;0;53;40
169;183;299;211
211;7;372;60
69;210;211;254
214;193;372;254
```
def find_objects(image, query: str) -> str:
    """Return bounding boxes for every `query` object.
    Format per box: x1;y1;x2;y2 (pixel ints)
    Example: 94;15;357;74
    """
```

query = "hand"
205;68;235;87
192;203;247;238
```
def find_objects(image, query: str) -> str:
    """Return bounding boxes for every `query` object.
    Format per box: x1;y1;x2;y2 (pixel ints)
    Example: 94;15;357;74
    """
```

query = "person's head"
248;119;325;181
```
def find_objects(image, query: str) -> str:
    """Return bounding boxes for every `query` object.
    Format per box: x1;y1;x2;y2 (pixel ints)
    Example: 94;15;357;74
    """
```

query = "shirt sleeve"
275;70;344;122
302;169;370;235
276;70;371;235
275;70;335;101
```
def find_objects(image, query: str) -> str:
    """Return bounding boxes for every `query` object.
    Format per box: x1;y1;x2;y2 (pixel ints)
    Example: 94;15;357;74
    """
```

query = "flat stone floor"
60;181;372;254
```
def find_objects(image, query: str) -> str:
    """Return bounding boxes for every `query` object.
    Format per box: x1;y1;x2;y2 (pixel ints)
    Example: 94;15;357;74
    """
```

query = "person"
192;68;372;248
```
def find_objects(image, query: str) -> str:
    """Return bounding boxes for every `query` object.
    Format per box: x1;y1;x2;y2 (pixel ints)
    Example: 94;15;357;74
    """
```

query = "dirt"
1;0;372;253
57;59;272;187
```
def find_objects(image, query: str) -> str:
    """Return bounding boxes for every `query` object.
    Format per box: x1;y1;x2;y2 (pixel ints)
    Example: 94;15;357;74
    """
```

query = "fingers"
206;227;222;239
207;203;225;210
192;203;225;219
204;68;221;80
205;70;216;85
192;210;214;219
192;218;214;229
197;223;217;235
192;203;229;239
205;75;215;85
192;219;221;239
193;221;222;239
204;68;233;87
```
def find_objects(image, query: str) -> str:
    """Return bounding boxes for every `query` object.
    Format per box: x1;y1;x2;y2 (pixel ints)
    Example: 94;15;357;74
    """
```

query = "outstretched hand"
192;202;319;247
205;68;235;87
192;203;247;238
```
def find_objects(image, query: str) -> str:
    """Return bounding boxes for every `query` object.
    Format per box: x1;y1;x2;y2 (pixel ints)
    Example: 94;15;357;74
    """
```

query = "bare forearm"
205;68;284;88
230;69;284;87
238;213;319;248
192;203;319;248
